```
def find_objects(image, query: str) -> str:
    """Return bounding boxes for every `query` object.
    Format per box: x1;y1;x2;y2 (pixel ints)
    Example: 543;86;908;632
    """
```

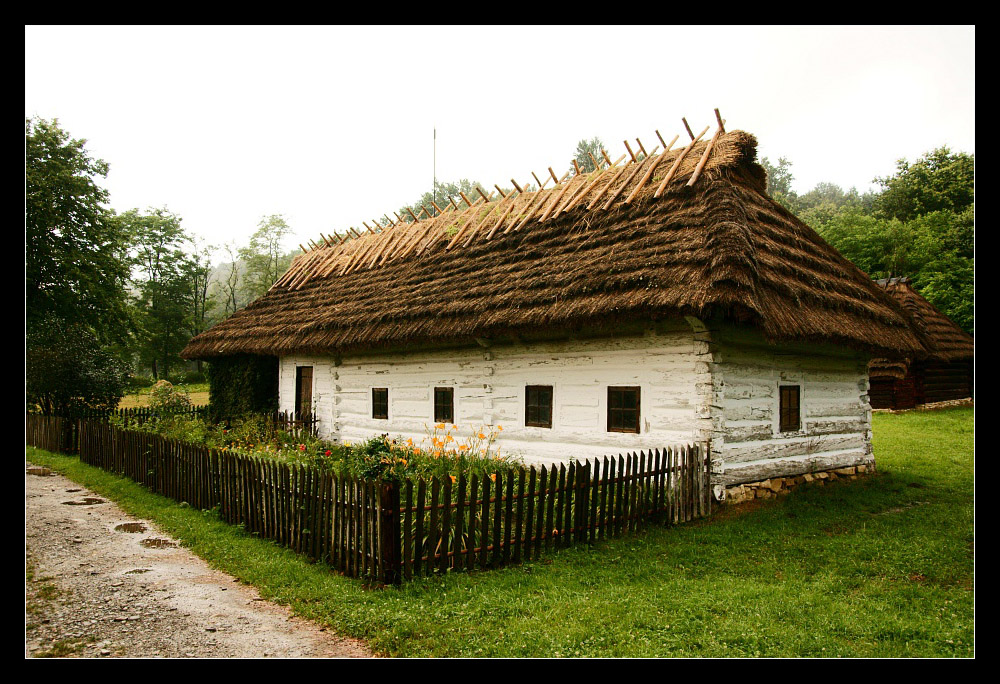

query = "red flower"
299;444;306;451
324;450;331;456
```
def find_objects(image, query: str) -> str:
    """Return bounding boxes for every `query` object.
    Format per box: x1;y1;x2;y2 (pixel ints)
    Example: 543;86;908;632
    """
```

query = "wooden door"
295;366;313;418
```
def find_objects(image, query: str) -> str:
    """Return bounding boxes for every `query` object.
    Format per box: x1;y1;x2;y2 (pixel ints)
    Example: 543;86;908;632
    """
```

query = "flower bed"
110;413;521;482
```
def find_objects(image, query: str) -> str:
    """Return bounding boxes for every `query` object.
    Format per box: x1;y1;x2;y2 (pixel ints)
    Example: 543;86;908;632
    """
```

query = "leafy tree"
216;241;244;318
572;137;609;173
873;147;975;221
26;315;130;416
239;214;294;301
758;156;798;211
25;117;132;345
121;208;192;380
183;237;216;371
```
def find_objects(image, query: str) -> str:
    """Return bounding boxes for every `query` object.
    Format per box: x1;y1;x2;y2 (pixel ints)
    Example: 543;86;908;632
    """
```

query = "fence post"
378;480;402;586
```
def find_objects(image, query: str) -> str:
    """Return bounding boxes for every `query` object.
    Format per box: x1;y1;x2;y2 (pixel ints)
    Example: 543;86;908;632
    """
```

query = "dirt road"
25;463;372;658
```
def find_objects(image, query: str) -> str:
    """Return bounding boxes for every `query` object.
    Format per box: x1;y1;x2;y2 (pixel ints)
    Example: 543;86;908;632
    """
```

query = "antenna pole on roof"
682;117;695;140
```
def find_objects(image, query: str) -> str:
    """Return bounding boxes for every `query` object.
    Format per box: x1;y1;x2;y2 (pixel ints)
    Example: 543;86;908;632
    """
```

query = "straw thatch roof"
868;277;973;378
182;130;925;361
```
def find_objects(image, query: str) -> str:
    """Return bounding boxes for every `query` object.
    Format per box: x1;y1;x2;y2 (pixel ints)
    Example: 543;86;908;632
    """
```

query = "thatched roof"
868;277;973;377
183;130;925;361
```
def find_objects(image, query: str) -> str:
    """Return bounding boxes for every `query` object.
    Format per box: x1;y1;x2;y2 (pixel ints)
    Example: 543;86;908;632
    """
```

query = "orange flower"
449;475;457;483
477;432;486;439
458;444;469;451
490;473;497;482
435;423;445;429
451;425;458;431
497;425;503;431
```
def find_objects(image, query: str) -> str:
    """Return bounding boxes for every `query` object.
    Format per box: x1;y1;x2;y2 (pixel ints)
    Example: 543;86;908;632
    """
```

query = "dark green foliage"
573;137;609;173
25;118;133;347
205;354;279;422
760;148;974;336
26;315;130;416
873;147;975;221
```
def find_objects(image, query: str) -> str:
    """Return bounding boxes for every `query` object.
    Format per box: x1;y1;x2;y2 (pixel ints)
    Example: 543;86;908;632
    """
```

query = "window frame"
371;387;389;420
433;386;455;424
778;385;801;433
524;384;554;429
607;386;641;434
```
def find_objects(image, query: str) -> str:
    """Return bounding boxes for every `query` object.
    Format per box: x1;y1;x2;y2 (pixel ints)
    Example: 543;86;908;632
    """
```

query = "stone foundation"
719;464;874;505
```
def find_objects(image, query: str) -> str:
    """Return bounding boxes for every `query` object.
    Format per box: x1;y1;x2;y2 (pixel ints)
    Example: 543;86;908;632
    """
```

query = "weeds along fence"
28;415;711;585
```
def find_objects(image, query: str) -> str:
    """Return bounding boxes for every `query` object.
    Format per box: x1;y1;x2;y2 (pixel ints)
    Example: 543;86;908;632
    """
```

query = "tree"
26;315;130;416
572;137;609;173
121;208;192;380
25;117;132;346
240;214;294;301
216;241;244;317
184;237;217;371
758;156;798;212
873;147;975;222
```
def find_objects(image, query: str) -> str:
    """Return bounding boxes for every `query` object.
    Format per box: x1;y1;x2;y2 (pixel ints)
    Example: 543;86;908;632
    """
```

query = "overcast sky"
25;25;975;258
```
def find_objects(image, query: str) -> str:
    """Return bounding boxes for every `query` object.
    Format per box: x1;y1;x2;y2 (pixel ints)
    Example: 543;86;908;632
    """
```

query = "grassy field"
118;382;209;409
25;406;974;657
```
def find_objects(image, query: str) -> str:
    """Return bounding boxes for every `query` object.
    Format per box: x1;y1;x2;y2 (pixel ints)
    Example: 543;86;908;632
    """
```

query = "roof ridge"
276;122;751;293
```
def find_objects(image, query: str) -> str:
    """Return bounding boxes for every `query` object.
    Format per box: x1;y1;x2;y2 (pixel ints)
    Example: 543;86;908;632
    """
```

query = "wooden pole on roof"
475;186;490;202
540;170;584;222
560;153;626;216
601;149;612;167
682;117;695;140
531;171;543;189
384;214;395;226
623;140;637;163
448;197;459;211
462;190;513;247
548;167;560;184
635;138;648;157
405;207;420;222
601;154;657;210
714;108;725;133
510;178;524;194
394;211;405;223
419;205;433;219
624;134;679;204
653;125;709;198
572;159;582;175
299;244;308;253
584;154;630;210
494;184;507;199
588;152;601;171
362;222;376;233
430;201;444;215
655;130;667;149
687;120;726;187
458;191;474;207
485;195;522;240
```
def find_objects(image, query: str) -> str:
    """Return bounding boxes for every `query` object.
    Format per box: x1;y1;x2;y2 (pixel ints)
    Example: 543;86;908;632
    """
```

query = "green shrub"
149;380;192;411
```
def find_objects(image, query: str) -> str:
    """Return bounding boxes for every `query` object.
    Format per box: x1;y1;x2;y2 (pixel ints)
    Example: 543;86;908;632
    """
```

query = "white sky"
25;25;975;258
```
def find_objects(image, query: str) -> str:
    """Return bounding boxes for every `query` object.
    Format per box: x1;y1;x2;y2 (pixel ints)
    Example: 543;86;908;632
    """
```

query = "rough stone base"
873;398;973;414
719;464;875;505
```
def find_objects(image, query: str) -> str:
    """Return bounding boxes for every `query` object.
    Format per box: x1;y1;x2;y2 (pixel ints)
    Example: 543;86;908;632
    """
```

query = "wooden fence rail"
27;415;711;585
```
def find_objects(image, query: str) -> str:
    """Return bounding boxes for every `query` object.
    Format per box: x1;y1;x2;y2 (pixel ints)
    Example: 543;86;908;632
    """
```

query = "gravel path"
25;462;372;658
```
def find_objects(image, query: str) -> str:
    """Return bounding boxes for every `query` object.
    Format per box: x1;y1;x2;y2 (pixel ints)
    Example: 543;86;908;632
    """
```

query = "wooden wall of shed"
278;319;712;468
914;359;974;404
707;326;874;486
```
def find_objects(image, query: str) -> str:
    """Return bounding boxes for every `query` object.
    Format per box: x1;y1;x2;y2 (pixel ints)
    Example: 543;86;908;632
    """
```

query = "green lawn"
25;406;974;657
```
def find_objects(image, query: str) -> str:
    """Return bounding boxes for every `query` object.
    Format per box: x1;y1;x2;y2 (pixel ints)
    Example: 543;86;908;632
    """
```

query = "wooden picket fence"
29;416;711;585
25;414;66;453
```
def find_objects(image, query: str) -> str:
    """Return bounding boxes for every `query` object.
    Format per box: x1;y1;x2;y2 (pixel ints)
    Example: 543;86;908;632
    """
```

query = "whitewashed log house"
182;128;924;495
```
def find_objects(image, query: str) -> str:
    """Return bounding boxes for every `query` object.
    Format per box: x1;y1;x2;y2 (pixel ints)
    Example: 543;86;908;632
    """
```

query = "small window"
434;387;454;424
607;386;641;434
525;385;553;428
372;388;388;420
779;385;801;432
